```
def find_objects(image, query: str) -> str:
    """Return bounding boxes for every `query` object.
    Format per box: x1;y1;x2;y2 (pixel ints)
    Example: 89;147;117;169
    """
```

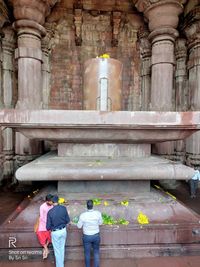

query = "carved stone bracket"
0;0;10;29
137;25;151;58
111;11;122;47
73;7;83;46
182;7;200;50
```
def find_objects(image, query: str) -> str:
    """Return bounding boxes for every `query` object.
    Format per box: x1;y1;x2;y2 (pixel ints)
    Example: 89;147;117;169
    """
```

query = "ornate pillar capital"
0;0;10;33
9;0;59;25
182;6;200;49
133;0;185;32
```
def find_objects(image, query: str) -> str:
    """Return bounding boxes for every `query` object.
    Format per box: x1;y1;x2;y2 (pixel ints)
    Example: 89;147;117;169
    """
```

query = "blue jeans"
83;233;100;267
190;179;199;197
51;228;67;267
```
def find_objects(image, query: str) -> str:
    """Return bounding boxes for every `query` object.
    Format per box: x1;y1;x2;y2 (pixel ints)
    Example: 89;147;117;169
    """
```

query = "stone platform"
1;185;200;264
0;110;200;143
16;151;195;182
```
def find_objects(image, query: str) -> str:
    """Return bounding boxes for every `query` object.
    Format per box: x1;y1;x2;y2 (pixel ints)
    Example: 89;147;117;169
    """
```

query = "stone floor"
0;188;27;225
0;181;200;267
0;256;200;267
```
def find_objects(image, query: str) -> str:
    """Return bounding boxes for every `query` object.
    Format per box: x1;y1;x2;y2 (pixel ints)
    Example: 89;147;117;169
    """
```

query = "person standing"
36;194;53;259
46;195;70;267
77;199;103;267
190;169;200;198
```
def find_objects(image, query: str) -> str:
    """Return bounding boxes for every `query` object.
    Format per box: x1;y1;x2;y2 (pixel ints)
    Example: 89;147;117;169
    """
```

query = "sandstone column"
10;0;58;166
174;38;188;162
0;32;3;183
0;33;3;109
134;0;185;160
13;19;45;158
0;1;10;183
2;26;15;180
134;0;185;108
42;23;55;109
184;7;200;167
138;26;151;111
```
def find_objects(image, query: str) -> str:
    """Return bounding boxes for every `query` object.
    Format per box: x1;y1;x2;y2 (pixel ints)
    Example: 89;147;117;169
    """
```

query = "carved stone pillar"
0;33;3;107
184;7;200;167
174;38;188;162
0;0;10;183
175;38;188;111
13;20;45;158
42;23;55;109
138;26;151;111
2;26;15;180
149;27;178;111
134;0;184;110
0;32;3;183
10;0;59;164
134;0;184;161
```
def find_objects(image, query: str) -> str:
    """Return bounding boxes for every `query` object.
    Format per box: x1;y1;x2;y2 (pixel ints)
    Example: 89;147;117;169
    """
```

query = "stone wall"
48;9;143;110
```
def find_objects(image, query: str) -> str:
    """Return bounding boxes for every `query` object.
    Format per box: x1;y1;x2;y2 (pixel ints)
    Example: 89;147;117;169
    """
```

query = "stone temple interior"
1;0;200;266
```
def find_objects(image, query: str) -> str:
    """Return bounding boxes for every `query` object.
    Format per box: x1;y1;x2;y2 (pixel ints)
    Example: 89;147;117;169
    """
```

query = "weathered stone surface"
0;110;199;142
1;185;200;261
15;151;195;181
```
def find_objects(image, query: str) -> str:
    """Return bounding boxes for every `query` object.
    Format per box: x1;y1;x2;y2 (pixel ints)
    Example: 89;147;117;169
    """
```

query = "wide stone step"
16;152;195;181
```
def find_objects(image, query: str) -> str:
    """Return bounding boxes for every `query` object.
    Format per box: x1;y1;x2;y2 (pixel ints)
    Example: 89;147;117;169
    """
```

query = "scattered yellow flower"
120;200;129;207
154;185;160;189
104;201;109;206
93;198;101;205
58;197;65;204
137;212;149;225
166;192;176;200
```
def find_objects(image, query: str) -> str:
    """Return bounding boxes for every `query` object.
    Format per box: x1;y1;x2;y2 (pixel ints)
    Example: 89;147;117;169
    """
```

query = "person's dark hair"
87;199;93;210
52;195;59;203
45;194;53;202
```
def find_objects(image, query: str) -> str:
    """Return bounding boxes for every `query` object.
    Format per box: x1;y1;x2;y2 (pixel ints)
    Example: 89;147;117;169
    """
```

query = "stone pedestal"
58;143;151;194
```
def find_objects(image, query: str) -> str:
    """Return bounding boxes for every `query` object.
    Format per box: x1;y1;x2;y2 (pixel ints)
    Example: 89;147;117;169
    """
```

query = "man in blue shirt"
46;195;70;267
